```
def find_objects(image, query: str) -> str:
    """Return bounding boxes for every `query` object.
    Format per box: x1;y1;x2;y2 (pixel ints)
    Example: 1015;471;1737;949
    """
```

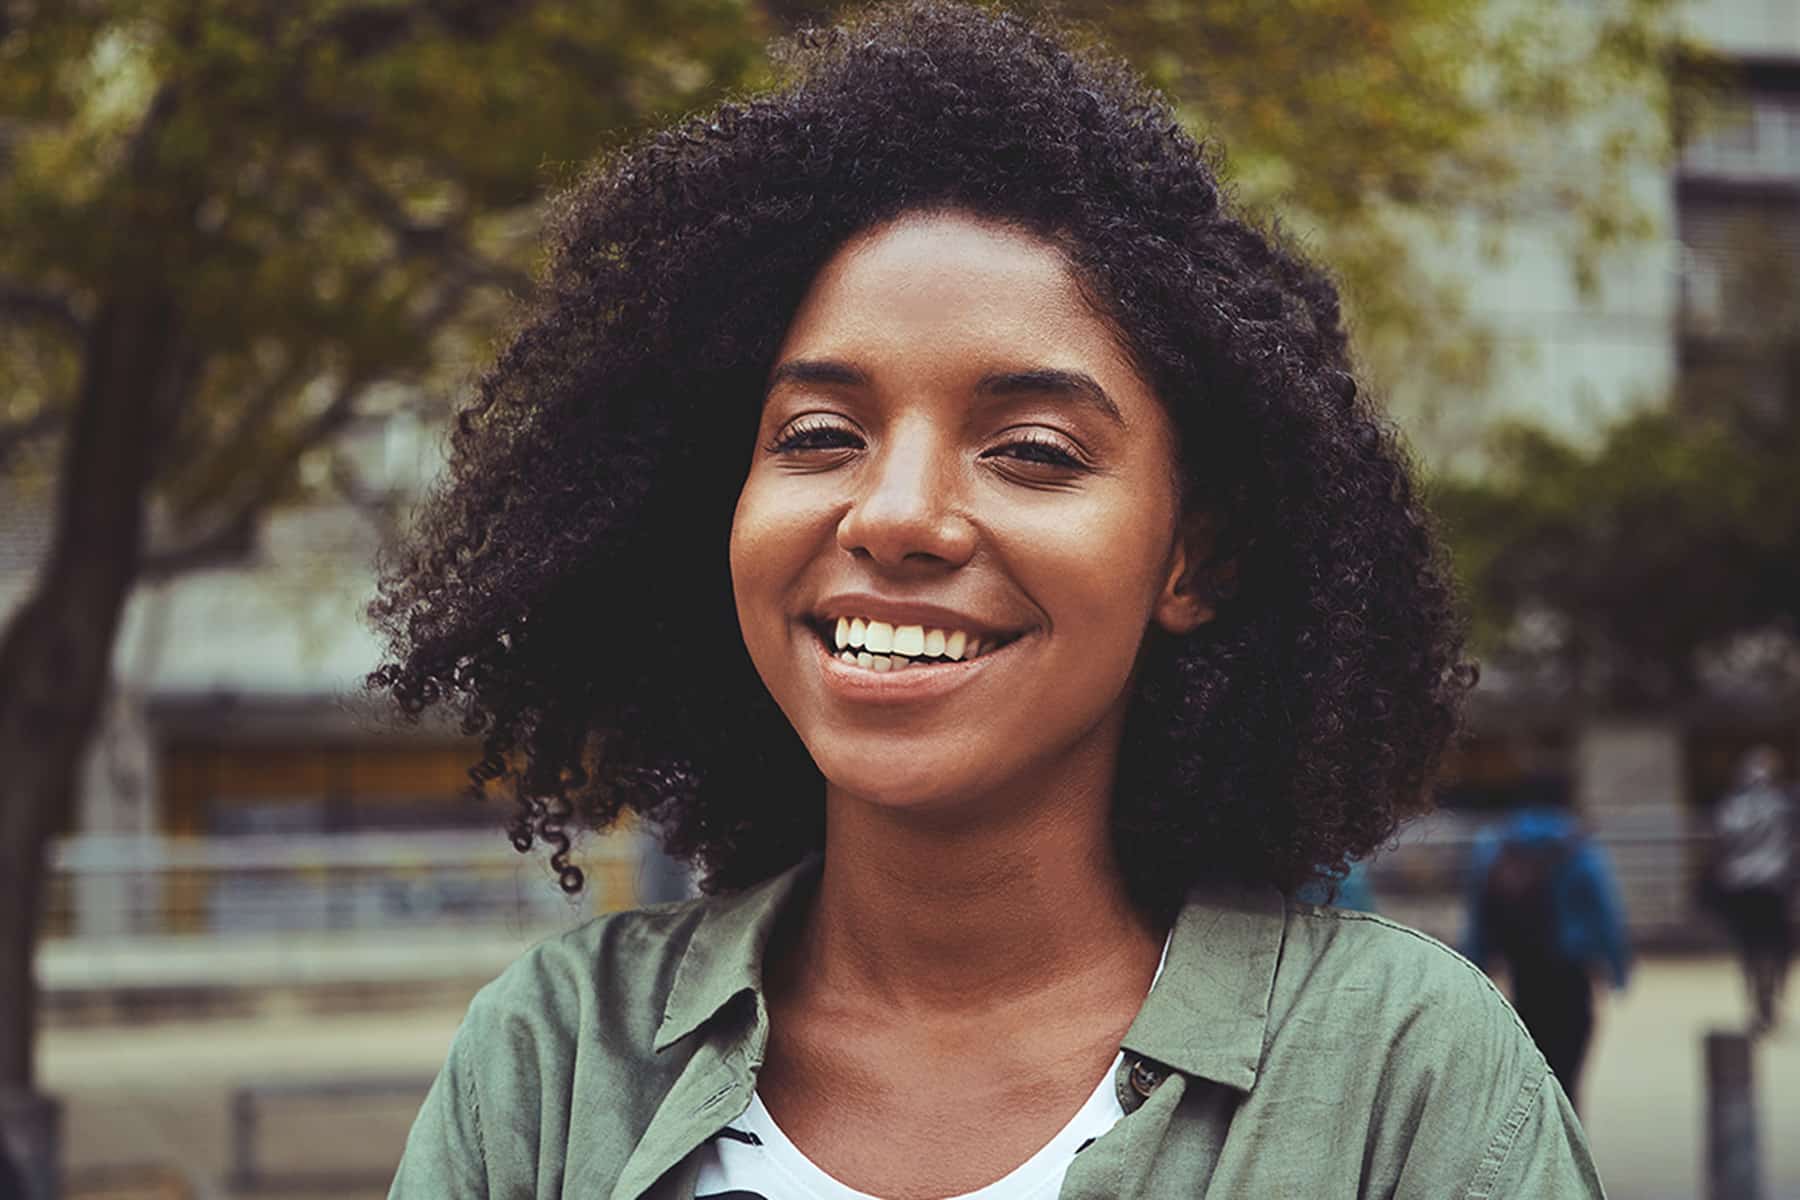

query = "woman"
375;4;1602;1196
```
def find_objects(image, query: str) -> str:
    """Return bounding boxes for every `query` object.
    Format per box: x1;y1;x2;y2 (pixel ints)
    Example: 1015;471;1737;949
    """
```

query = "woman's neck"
786;778;1161;1014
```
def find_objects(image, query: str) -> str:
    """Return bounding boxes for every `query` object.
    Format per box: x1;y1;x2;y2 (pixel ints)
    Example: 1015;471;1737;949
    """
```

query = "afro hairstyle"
368;0;1475;914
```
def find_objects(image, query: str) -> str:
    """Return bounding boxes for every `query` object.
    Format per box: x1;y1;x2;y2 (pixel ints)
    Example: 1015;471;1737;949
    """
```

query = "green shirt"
390;859;1606;1199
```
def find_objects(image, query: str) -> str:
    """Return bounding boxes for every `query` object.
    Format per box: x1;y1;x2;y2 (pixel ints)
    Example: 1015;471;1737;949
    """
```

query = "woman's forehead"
776;211;1142;391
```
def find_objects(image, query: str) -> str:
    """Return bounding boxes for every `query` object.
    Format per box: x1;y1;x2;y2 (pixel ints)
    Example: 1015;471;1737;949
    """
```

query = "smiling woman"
731;214;1205;818
371;4;1602;1199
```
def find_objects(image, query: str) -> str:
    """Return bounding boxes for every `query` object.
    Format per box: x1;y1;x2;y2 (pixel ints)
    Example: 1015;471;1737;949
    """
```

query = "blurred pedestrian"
1296;857;1378;912
635;829;697;905
0;1147;22;1200
1465;774;1632;1110
1712;745;1794;1035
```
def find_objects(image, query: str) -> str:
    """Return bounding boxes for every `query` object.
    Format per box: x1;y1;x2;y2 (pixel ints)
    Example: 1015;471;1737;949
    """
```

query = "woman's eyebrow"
766;358;869;392
976;368;1126;428
766;359;1126;429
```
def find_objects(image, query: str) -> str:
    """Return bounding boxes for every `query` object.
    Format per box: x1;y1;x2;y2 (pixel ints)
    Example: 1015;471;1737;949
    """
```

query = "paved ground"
1580;956;1800;1200
34;955;1800;1199
42;1002;461;1200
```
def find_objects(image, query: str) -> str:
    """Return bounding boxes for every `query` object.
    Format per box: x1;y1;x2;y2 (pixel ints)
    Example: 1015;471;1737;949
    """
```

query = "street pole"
0;1088;61;1200
1705;1030;1761;1200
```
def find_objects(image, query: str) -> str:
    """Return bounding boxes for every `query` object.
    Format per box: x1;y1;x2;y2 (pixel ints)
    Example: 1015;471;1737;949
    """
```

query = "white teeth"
826;616;1007;668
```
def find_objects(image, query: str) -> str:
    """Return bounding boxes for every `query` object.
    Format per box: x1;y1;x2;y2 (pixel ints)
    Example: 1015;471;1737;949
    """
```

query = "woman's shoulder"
1161;885;1544;1093
1173;884;1526;1042
1268;902;1572;1179
1273;901;1537;1059
1280;901;1490;979
459;893;720;1056
392;890;775;1193
1185;896;1597;1198
461;858;813;1054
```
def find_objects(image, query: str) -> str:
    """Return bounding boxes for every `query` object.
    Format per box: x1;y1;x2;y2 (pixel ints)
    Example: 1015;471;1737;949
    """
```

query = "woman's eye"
986;434;1087;471
768;419;862;454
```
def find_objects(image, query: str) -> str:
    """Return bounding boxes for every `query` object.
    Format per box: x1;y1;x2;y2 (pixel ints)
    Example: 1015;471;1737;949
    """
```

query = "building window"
1676;59;1800;415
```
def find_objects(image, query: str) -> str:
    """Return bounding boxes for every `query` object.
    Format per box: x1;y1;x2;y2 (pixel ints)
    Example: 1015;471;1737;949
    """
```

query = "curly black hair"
368;0;1475;914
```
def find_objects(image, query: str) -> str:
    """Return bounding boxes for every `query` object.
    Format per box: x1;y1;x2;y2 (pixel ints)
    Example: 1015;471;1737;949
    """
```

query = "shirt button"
1129;1058;1164;1097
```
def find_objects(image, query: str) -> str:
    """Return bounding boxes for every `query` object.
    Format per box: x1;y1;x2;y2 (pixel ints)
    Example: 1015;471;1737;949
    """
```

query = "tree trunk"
0;296;177;1100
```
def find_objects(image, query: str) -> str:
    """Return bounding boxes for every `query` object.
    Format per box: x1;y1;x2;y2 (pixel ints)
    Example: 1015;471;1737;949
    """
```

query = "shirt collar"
653;855;1287;1094
654;856;821;1053
1118;880;1286;1092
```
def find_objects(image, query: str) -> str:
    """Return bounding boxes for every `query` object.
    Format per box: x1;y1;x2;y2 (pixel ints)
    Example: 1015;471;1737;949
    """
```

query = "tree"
0;0;766;1177
1431;225;1800;707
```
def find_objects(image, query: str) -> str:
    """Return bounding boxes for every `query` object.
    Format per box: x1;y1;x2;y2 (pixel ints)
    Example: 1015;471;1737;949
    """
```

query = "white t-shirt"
691;937;1168;1200
692;1054;1124;1200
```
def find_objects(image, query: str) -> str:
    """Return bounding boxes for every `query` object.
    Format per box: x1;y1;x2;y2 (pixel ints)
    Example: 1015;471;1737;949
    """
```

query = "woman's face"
730;211;1210;817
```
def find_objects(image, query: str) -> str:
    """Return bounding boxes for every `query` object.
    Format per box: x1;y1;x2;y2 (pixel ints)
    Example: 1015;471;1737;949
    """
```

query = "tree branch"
328;452;406;549
140;370;369;580
140;255;478;582
154;354;314;487
337;155;534;296
137;505;259;580
0;282;85;341
306;2;526;62
123;83;181;177
452;247;534;298
337;154;457;254
0;405;67;475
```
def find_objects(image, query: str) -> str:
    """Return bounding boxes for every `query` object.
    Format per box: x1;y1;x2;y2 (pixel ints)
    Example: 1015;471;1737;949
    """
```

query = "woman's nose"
835;430;977;568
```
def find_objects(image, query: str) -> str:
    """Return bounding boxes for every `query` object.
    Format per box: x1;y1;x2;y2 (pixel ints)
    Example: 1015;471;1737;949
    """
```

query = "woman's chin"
815;751;1006;820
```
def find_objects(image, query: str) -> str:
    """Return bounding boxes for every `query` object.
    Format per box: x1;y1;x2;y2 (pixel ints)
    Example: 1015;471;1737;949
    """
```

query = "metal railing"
43;830;644;941
229;1075;432;1193
1363;818;1764;949
37;820;1753;956
1370;822;1708;891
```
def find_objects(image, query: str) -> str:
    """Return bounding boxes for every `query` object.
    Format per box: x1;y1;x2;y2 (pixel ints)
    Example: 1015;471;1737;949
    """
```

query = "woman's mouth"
811;615;1018;672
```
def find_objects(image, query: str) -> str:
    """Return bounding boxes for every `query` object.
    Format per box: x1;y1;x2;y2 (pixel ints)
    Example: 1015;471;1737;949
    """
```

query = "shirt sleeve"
1376;937;1607;1200
388;1010;492;1199
1462;1070;1607;1200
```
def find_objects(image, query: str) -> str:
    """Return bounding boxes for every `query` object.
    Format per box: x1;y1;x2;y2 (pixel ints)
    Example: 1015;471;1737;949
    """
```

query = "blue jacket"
1463;808;1632;988
1296;858;1377;913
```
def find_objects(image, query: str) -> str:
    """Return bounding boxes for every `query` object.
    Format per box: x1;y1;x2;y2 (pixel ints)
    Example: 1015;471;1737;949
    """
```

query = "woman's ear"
1153;512;1236;636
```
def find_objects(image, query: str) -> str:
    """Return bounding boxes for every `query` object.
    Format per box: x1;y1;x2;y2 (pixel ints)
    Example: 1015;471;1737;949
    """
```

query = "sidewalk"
44;1004;462;1199
36;954;1800;1199
1581;956;1800;1200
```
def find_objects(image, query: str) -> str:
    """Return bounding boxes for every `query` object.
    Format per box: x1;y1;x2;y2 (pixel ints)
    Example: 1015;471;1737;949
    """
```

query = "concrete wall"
73;692;162;938
1684;0;1800;57
1577;719;1701;945
1396;144;1679;464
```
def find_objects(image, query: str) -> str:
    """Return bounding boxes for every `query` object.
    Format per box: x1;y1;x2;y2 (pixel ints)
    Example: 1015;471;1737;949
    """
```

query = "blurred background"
1;1;1797;1197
